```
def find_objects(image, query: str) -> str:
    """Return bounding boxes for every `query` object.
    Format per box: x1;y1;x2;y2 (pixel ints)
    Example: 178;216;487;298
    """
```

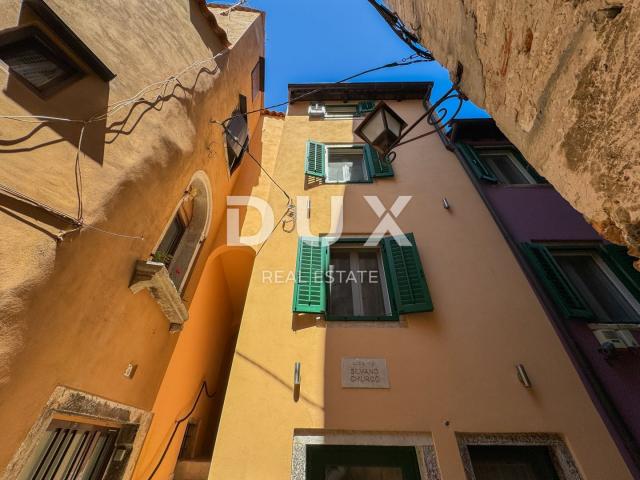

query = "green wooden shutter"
601;244;640;302
520;243;594;319
292;237;327;313
356;101;375;116
383;233;433;313
364;144;394;178
305;141;325;178
455;143;498;183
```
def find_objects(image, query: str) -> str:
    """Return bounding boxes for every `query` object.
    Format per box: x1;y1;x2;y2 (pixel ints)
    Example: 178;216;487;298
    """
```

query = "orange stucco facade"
0;1;265;478
209;95;632;479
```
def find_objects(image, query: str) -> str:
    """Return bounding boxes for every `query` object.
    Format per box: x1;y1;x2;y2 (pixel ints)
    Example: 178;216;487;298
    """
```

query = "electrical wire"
0;54;422;243
220;0;246;16
0;50;229;241
224;56;429;123
210;120;290;201
256;203;294;256
146;381;215;480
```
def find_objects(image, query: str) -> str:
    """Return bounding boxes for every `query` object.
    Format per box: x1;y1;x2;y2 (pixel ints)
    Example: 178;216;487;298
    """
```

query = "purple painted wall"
478;181;640;475
482;185;601;243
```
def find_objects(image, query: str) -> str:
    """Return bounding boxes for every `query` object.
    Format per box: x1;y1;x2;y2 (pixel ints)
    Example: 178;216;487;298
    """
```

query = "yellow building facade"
210;84;633;479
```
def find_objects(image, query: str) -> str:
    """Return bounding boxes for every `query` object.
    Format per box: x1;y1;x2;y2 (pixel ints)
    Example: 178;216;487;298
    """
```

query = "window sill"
320;317;407;328
324;179;374;184
129;260;188;331
588;322;640;330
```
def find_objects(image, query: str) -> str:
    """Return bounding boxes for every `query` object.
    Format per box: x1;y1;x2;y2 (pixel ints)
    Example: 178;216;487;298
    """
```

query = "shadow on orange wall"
132;244;255;480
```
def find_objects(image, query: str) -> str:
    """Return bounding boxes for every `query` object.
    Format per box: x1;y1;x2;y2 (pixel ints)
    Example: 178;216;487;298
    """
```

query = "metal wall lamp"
354;79;468;161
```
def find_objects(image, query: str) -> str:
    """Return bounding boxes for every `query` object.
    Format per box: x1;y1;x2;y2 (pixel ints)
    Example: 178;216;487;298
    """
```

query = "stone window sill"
129;260;188;331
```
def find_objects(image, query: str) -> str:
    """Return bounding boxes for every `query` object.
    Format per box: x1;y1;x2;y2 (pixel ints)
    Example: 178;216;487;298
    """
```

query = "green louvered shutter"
601;244;640;302
364;144;394;178
456;143;498;183
292;237;327;313
356;101;376;116
383;233;433;313
520;243;594;319
305;141;325;178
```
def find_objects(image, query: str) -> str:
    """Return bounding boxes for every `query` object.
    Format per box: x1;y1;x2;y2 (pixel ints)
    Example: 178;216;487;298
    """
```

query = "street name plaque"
341;357;389;389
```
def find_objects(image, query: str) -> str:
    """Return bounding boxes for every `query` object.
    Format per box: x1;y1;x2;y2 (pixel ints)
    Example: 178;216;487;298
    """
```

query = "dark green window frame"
521;242;640;322
456;142;547;185
292;233;433;320
304;141;393;183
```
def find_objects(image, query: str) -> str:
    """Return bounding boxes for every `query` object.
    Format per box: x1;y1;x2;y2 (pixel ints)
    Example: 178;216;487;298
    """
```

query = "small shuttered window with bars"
292;233;432;318
18;419;120;480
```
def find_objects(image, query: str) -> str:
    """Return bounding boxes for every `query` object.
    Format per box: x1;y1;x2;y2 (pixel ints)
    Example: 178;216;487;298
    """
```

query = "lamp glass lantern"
354;101;408;155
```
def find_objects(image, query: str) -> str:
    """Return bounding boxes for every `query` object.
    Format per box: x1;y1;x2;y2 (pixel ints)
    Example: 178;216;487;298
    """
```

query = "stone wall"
385;0;640;263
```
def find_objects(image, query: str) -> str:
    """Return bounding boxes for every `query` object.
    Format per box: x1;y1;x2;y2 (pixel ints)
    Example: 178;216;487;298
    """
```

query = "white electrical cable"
0;50;230;241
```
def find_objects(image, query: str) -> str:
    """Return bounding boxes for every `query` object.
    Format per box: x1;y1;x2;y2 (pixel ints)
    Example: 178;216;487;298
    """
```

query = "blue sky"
211;0;487;118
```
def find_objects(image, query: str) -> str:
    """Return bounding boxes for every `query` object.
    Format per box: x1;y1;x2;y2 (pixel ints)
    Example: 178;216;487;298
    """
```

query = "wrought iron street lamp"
353;101;407;155
354;83;467;160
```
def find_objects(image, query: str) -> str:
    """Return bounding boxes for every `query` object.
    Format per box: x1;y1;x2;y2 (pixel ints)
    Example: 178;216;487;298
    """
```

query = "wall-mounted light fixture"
516;364;532;388
293;361;301;402
123;362;137;380
354;101;407;155
293;361;301;386
354;83;467;159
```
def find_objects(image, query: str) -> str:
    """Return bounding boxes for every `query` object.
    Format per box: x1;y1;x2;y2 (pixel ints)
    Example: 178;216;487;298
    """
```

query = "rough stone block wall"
386;0;640;262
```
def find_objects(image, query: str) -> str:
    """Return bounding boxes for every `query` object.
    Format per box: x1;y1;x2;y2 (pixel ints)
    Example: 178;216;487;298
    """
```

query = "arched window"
153;171;212;293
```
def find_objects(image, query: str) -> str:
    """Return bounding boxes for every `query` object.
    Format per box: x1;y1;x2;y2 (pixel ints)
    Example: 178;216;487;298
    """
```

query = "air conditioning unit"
618;329;640;348
308;103;326;117
593;329;639;349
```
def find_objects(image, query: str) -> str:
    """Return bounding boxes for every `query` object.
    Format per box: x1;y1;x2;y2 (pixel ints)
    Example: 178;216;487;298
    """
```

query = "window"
479;150;536;185
325;103;358;118
326;146;369;183
152;172;212;292
307;101;376;119
178;421;198;460
305;445;421;480
225;95;248;174
468;445;560;480
305;141;394;183
251;56;264;99
292;234;433;320
521;243;640;323
328;243;391;317
18;418;119;480
456;143;547;185
0;26;82;98
155;215;187;267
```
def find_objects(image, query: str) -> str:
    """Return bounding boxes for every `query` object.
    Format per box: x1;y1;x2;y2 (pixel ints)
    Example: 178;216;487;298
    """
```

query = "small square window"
328;243;391;318
0;26;81;97
468;445;561;480
325;146;369;183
